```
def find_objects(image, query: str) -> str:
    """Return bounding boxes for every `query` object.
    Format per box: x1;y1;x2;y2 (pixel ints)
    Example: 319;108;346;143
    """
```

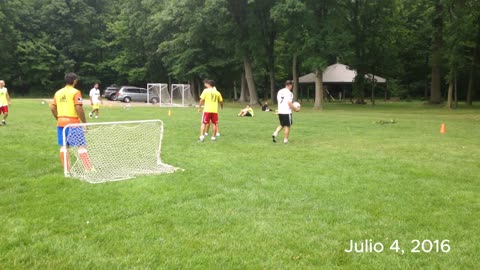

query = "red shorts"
0;106;8;114
202;112;218;124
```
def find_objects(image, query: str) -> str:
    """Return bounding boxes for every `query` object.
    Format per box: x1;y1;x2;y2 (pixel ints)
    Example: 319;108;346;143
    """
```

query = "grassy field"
1;99;479;269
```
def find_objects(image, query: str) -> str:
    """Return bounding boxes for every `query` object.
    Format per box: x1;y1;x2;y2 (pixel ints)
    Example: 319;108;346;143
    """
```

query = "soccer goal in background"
62;120;180;183
147;83;171;105
171;84;196;107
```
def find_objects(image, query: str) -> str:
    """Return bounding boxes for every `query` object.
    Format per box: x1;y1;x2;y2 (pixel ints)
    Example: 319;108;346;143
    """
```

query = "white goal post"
147;83;171;105
171;84;196;107
62;120;179;183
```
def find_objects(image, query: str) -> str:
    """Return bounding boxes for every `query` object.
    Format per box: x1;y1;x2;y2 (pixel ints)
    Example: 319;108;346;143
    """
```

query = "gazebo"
299;63;386;101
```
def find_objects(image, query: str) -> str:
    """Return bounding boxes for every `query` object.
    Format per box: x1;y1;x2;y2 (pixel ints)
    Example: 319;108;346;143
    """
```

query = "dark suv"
115;86;160;103
103;85;120;100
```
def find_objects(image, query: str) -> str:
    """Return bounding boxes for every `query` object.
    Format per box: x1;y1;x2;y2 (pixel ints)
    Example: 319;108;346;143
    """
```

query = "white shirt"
277;88;293;114
89;88;101;104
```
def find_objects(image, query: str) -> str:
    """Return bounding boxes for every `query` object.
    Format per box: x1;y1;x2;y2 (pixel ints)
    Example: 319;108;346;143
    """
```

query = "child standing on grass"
0;80;11;126
198;79;223;142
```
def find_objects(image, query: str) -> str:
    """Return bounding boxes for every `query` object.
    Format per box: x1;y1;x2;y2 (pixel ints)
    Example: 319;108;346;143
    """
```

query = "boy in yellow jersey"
197;79;223;142
237;104;254;117
0;80;11;125
50;73;92;171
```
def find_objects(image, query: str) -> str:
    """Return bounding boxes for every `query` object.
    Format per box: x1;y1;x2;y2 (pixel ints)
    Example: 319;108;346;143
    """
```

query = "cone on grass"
168;110;172;116
440;123;446;134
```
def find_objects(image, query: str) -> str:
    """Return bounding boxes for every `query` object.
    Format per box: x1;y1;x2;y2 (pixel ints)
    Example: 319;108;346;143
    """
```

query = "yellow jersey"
52;85;83;127
0;87;8;106
247;107;254;117
200;87;223;113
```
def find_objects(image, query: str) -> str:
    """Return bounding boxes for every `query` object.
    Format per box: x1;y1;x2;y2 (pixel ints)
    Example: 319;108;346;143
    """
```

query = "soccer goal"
171;84;196;107
62;120;180;183
147;83;171;105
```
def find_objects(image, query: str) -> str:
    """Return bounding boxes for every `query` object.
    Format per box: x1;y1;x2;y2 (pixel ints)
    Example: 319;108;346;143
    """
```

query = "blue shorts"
57;126;87;146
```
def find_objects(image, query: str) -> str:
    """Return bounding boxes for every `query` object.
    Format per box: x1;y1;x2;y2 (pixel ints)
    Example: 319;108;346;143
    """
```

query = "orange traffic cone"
440;123;446;134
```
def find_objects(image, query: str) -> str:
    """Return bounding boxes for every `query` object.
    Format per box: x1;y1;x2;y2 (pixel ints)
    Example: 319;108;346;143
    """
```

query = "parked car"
115;86;160;103
103;84;120;100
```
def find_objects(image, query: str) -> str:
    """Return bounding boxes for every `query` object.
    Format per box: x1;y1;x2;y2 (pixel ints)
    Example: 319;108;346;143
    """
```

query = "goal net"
62;120;180;183
171;84;196;107
147;83;171;105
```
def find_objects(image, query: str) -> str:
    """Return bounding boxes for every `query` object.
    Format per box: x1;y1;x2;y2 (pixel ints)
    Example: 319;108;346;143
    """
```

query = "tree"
429;0;445;104
444;0;480;109
271;0;308;101
226;0;260;105
340;0;398;104
303;0;349;109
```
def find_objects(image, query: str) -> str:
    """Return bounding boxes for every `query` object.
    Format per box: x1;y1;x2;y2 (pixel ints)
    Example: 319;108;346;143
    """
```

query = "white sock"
199;135;205;140
204;133;208;136
216;133;220;137
284;139;288;143
273;132;278;137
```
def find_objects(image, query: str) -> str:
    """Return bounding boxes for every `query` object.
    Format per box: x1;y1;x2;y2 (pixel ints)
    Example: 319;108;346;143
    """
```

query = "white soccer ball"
41;101;46;105
293;102;301;110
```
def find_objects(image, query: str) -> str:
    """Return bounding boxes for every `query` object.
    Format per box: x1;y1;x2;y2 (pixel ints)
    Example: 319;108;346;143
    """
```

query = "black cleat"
272;135;276;143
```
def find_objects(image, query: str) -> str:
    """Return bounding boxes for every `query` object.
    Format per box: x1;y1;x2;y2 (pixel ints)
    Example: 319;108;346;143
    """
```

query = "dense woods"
0;0;479;107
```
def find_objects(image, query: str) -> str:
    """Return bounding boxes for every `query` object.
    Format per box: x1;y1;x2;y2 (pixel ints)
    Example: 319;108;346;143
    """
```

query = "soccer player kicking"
89;83;103;119
198;79;223;142
272;80;299;144
0;80;11;126
50;73;92;172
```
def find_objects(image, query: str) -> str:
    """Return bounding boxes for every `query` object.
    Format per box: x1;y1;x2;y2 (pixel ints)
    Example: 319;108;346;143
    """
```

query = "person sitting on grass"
262;102;273;112
238;104;254;117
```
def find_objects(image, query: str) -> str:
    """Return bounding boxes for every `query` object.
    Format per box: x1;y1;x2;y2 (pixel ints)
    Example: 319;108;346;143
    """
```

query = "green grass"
1;99;479;269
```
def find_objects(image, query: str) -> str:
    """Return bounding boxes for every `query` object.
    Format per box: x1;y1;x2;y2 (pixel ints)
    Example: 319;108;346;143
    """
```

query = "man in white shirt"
272;80;299;144
89;83;102;119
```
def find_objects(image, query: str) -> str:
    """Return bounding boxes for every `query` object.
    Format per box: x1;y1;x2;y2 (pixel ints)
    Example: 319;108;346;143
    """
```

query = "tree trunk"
384;82;388;101
197;79;202;98
269;69;275;104
430;0;443;104
371;85;375;105
190;79;198;101
371;75;376;105
353;73;366;104
466;44;478;105
292;54;299;101
239;72;247;103
446;78;453;109
244;56;259;105
424;53;430;101
430;64;442;103
268;42;276;104
233;80;238;101
454;75;458;109
314;69;324;110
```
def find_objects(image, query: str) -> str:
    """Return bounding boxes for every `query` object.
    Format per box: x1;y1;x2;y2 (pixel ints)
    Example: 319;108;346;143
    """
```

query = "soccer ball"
293;102;301;110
